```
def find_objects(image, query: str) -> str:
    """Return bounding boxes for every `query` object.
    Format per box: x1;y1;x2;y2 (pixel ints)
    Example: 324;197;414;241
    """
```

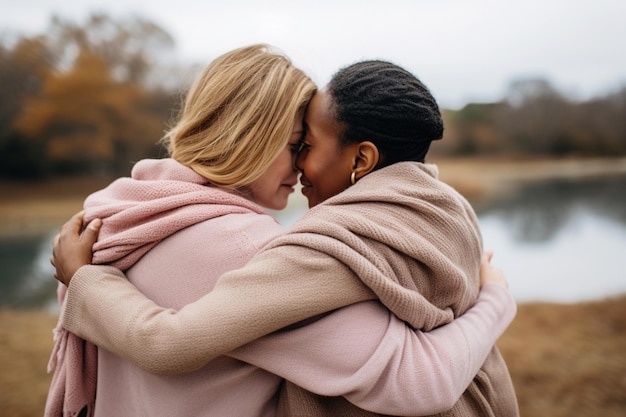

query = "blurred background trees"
1;12;625;180
0;13;181;179
435;78;626;158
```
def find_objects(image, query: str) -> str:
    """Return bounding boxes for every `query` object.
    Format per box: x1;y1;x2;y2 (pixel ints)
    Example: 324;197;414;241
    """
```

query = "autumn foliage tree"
13;48;165;175
0;36;56;177
0;13;177;179
45;13;175;86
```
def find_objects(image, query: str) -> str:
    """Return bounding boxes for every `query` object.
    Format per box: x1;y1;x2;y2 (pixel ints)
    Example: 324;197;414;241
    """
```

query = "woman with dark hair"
52;58;518;416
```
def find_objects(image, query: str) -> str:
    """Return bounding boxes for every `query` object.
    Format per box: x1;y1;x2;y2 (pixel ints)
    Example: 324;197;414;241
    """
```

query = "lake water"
475;176;626;303
1;175;625;311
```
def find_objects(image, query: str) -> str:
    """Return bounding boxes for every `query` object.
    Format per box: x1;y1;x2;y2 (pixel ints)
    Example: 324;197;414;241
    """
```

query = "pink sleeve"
230;283;516;416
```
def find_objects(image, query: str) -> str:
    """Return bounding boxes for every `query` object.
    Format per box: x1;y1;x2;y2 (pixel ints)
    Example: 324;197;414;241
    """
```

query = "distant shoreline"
1;156;626;239
435;155;626;198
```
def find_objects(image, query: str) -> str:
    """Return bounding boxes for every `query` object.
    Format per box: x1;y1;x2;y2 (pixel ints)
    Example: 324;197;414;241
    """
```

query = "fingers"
479;249;509;289
50;233;60;269
50;211;102;287
62;210;85;235
482;249;493;264
79;218;102;244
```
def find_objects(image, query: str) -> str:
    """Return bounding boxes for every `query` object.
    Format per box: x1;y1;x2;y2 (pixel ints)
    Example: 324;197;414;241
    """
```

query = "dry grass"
0;310;57;417
498;295;626;417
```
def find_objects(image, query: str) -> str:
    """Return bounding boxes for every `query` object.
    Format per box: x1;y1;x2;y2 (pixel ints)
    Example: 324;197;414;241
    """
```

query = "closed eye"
297;141;310;155
290;142;304;156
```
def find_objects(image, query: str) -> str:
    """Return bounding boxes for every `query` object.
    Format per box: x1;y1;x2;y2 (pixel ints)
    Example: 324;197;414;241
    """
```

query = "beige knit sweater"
267;162;518;417
64;162;518;416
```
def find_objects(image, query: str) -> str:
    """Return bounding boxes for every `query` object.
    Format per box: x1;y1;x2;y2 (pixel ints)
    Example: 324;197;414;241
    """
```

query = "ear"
352;141;379;179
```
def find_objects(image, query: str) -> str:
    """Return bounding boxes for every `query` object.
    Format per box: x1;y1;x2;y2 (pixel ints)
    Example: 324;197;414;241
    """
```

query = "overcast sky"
2;0;625;108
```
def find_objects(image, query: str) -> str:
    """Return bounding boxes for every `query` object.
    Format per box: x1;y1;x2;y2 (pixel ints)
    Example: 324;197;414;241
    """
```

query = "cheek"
311;162;347;200
321;177;347;201
265;151;292;182
304;156;325;183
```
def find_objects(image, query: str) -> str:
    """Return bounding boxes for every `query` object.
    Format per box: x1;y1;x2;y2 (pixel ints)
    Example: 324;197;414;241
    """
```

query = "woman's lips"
299;178;312;196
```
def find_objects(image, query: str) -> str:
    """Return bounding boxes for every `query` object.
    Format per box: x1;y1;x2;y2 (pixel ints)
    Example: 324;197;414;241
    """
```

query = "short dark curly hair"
326;60;443;166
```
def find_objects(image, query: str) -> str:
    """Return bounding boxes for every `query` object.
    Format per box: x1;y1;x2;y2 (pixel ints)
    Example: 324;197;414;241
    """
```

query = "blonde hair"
163;44;316;189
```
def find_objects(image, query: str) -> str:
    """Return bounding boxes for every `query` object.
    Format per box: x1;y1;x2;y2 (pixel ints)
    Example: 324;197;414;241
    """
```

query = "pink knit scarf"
45;159;267;417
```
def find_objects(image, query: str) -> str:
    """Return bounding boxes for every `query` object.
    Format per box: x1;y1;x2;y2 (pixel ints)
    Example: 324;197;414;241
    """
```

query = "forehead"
305;90;341;140
291;108;305;130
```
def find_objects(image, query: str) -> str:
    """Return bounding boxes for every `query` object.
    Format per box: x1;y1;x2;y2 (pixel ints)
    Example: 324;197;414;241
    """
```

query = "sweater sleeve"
229;283;516;416
62;245;376;374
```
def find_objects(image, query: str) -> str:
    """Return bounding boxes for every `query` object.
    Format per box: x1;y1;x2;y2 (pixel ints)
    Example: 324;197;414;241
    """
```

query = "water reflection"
479;176;626;243
1;175;625;309
477;176;626;302
0;231;58;311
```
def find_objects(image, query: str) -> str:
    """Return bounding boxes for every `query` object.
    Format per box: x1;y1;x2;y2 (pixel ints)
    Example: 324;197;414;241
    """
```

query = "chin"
271;200;290;211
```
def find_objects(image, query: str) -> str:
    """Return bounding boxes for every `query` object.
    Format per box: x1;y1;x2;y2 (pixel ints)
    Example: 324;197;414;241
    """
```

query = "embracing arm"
360;284;515;415
62;247;375;374
229;254;516;415
53;212;374;374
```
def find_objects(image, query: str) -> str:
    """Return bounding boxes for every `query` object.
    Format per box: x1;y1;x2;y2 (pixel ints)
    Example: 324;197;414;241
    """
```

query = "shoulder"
188;212;287;253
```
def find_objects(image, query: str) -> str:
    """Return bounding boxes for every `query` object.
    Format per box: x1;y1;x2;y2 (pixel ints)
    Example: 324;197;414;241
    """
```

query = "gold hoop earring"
350;171;356;185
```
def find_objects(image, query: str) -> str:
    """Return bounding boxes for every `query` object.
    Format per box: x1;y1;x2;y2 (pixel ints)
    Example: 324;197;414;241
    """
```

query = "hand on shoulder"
479;250;508;289
50;211;102;286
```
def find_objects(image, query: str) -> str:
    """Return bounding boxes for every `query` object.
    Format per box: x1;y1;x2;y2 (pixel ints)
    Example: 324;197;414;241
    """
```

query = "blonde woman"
50;47;517;417
45;44;315;417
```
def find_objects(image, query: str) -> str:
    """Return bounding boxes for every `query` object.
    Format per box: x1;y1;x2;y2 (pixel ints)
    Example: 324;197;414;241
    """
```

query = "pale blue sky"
2;0;625;108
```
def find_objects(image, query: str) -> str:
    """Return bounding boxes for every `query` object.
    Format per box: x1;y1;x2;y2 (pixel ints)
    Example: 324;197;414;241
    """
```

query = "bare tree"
46;12;176;85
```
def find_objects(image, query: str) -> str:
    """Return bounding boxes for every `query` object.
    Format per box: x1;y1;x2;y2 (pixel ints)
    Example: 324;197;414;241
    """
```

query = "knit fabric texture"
44;158;267;417
268;162;518;417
